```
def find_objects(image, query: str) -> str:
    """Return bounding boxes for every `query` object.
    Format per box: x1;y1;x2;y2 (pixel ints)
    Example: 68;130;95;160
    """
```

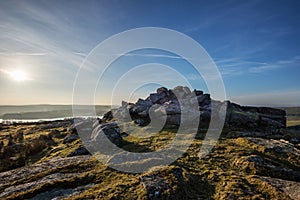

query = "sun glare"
8;70;28;81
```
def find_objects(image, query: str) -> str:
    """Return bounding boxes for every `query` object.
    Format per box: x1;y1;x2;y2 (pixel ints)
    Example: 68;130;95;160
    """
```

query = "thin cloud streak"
215;55;300;77
90;52;192;60
0;1;100;70
249;56;300;73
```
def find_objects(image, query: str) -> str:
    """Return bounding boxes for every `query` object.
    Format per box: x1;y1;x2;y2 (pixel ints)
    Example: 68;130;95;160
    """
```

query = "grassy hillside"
0;119;299;199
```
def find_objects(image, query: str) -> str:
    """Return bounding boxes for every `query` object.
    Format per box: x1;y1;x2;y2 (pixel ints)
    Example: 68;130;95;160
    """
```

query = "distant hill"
0;105;111;120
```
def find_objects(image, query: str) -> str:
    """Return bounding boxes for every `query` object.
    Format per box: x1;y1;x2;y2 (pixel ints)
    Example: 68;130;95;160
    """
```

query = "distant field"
280;107;300;127
287;120;300;127
0;105;111;120
1;105;300;126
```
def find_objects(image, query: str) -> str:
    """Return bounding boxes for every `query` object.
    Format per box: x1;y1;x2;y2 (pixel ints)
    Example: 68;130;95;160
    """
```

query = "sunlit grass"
1;120;298;199
287;120;300;127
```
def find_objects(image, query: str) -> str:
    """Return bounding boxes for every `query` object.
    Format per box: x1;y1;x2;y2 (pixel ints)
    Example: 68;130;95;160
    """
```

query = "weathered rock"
258;116;285;133
0;156;90;191
233;137;300;181
226;102;286;133
50;129;66;139
227;131;268;138
0;155;91;197
69;119;96;135
193;89;203;96
234;155;300;181
199;111;211;127
140;174;168;199
63;134;79;144
172;86;186;99
29;183;95;200
88;122;123;154
148;92;168;104
164;103;181;114
0;173;80;198
131;104;148;114
67;146;90;157
100;86;286;135
197;94;210;106
156;86;168;94
228;110;258;130
102;110;113;122
258;107;286;117
182;86;191;95
245;137;300;156
140;167;184;199
69;122;79;134
101;124;123;146
136;98;153;107
257;176;300;200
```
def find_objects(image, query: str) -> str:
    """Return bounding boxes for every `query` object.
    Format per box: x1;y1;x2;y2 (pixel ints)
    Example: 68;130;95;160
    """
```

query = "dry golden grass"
287;120;300;127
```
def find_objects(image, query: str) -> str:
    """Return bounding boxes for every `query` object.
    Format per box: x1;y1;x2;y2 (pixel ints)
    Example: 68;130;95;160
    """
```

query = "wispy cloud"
0;0;116;92
124;53;184;59
248;56;300;73
215;55;300;76
0;1;106;70
184;1;260;33
90;52;190;60
74;52;87;57
186;73;200;81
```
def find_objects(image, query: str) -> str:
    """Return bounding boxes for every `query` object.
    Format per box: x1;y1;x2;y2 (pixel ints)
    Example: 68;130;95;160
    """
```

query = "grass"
0;122;73;171
281;106;300;127
0;120;299;199
287;120;300;127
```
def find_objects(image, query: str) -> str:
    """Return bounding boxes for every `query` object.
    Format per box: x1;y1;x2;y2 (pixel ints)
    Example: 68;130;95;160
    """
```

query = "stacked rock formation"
101;86;286;134
88;86;287;150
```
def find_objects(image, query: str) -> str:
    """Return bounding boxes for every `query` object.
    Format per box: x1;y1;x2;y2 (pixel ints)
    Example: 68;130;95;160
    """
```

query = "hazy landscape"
0;105;111;121
0;86;300;199
1;105;300;124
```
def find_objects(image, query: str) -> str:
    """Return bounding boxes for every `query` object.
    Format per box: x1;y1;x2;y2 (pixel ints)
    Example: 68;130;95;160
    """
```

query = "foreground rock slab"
0;155;91;199
258;176;300;200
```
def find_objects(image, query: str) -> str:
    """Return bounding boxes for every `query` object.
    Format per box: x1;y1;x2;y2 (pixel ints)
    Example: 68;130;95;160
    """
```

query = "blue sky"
0;0;299;106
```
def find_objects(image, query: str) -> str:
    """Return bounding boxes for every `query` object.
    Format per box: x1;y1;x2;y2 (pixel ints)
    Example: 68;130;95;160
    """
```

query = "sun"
8;70;28;81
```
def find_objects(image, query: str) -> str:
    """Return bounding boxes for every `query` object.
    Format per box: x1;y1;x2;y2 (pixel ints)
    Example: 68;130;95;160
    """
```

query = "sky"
0;0;299;106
